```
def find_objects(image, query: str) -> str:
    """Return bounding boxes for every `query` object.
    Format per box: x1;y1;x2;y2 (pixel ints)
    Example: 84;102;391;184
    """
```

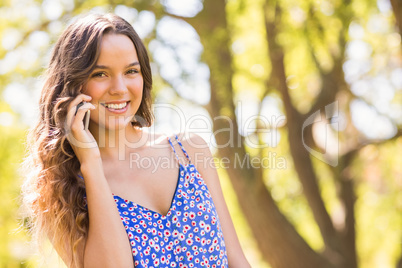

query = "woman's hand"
65;94;99;163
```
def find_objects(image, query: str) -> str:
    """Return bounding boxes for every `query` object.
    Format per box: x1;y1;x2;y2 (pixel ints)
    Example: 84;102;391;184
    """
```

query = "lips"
101;101;130;113
104;102;128;109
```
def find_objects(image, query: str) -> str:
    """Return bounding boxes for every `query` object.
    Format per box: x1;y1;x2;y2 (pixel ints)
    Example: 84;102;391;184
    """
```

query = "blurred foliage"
0;0;401;267
0;102;31;267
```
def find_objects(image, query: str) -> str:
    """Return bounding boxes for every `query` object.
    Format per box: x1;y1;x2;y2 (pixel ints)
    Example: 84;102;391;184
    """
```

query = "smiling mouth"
101;101;130;110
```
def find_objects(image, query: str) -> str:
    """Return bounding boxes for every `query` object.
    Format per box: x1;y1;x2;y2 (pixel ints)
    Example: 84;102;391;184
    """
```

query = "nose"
109;75;128;95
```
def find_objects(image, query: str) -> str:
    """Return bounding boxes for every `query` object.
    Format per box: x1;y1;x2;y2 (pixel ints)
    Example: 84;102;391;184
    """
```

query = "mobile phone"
75;101;90;130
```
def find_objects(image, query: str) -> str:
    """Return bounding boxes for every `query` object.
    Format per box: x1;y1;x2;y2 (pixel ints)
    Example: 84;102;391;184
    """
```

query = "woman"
22;13;250;267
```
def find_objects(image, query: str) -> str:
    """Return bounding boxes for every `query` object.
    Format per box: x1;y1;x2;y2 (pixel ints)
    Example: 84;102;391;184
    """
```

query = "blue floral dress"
113;135;228;267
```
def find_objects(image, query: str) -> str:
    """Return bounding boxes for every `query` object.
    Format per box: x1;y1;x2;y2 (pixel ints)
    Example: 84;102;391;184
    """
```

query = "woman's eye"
92;72;106;78
127;69;139;75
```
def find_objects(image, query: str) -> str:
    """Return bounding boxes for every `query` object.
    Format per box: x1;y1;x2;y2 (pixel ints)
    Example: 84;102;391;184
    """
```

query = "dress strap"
167;136;181;164
175;135;192;164
167;135;192;165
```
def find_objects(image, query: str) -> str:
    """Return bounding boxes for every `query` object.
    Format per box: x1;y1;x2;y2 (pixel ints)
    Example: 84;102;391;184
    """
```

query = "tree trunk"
262;1;358;267
191;0;335;267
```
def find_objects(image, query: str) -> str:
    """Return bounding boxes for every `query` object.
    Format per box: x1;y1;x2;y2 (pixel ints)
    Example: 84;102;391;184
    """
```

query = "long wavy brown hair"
21;13;153;267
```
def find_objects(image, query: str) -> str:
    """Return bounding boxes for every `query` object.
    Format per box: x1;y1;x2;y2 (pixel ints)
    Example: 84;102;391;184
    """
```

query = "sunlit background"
1;0;401;267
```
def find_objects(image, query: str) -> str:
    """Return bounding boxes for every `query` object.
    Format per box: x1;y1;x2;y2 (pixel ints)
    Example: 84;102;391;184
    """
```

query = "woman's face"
83;33;144;131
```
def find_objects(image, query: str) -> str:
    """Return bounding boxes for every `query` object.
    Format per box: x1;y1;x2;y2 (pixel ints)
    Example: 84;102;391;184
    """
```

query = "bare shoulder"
174;132;218;184
175;132;213;160
162;132;215;172
141;129;168;146
140;130;209;156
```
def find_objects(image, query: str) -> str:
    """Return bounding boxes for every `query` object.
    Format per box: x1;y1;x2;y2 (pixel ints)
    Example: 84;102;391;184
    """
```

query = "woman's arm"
181;133;251;268
67;94;133;268
80;159;133;268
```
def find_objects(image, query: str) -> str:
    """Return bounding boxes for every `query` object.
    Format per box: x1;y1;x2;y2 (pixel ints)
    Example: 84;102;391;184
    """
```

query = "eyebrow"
94;61;140;69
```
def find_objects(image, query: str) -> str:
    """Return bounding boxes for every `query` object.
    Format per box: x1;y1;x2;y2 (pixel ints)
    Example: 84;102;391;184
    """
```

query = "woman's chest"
103;155;181;216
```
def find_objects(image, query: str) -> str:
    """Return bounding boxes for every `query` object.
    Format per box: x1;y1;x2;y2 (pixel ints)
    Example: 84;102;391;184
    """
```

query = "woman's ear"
80;84;85;94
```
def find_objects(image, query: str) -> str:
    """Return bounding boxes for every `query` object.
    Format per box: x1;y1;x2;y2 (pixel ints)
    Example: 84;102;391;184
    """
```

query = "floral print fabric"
113;135;228;267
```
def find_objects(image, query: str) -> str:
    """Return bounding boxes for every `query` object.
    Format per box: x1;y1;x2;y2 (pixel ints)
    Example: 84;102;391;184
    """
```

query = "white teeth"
105;102;128;109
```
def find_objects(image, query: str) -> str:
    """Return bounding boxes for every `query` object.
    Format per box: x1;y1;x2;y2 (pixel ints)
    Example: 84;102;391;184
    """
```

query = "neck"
89;123;148;162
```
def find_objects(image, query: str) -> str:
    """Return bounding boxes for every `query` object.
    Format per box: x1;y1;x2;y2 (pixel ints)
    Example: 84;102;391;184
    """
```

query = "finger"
66;103;97;149
75;102;85;115
73;102;95;128
68;94;92;111
66;101;94;132
66;94;92;128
